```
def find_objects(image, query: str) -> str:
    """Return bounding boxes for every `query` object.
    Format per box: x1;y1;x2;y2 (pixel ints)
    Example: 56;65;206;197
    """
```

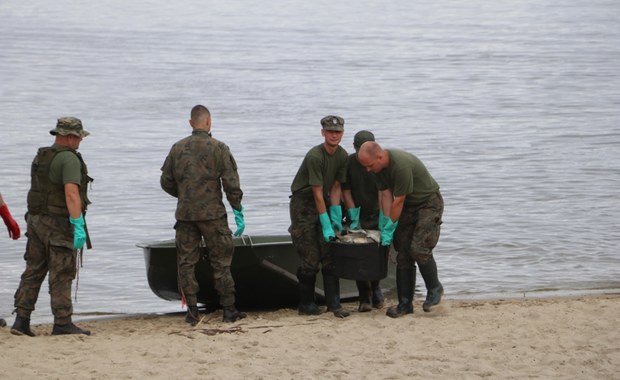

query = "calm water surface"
1;0;619;323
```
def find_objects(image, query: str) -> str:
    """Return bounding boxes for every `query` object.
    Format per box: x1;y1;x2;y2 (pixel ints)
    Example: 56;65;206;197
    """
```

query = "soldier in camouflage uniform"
358;141;444;318
342;130;385;312
12;117;93;336
289;115;350;318
160;105;246;325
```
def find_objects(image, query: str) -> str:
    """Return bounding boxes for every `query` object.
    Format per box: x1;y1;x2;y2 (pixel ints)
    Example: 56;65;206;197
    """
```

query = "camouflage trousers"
288;193;332;275
175;217;236;307
14;214;77;324
393;192;444;267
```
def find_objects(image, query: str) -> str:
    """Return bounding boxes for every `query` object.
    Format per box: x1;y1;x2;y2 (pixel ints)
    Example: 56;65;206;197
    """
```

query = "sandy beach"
1;293;618;379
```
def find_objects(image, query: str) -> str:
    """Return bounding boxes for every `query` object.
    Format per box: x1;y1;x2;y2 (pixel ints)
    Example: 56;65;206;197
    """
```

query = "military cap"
353;130;375;149
320;115;344;131
49;117;90;138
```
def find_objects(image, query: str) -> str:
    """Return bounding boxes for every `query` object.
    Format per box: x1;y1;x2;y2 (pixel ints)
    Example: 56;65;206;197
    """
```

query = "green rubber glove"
347;207;361;230
319;212;336;242
69;214;86;250
329;205;343;234
378;211;389;232
380;218;398;246
232;206;245;236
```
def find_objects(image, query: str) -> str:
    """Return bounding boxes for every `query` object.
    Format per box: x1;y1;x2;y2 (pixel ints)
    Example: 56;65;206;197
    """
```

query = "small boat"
138;234;395;310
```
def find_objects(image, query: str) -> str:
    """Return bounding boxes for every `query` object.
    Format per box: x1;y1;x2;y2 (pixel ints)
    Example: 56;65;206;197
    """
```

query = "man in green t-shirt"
342;130;385;312
358;141;444;318
289;115;350;318
12;117;93;336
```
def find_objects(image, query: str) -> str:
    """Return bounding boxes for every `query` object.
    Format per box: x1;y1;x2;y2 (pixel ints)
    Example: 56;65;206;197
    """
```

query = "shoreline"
2;293;618;379
5;287;619;326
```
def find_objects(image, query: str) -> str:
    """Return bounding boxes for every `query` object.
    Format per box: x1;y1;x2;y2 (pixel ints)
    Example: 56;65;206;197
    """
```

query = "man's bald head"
358;141;387;173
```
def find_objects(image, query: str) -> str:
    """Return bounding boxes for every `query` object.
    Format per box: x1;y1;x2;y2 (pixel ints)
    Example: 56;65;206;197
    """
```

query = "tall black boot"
356;281;372;312
222;306;247;322
322;268;350;318
52;322;91;336
11;315;35;337
185;305;200;326
371;280;385;309
297;268;320;315
386;267;415;318
418;256;444;312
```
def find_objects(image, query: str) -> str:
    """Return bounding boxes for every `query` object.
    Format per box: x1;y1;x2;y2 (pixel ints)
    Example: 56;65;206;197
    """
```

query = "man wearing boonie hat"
357;140;444;317
289;115;350;318
341;130;385;312
11;117;93;336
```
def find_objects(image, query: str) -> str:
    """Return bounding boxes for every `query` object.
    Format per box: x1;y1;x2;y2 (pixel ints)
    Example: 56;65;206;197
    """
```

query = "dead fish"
337;229;380;244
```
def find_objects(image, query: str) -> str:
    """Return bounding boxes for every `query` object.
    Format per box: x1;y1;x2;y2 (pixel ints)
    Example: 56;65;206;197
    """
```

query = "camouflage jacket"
160;130;243;221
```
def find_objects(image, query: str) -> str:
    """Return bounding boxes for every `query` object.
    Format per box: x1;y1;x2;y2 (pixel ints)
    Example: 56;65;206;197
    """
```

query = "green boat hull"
138;234;395;310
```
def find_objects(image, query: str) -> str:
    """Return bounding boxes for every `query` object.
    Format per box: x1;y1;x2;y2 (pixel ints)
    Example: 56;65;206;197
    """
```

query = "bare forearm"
312;186;327;214
389;195;405;222
64;183;82;218
380;190;393;215
342;189;355;209
329;181;342;206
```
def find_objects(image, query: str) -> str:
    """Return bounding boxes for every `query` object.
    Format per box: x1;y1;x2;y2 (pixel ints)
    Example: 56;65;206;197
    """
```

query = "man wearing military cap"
289;115;350;318
11;117;93;336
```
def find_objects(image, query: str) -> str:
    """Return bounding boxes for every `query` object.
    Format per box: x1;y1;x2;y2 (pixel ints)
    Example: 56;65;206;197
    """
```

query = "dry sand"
1;294;619;379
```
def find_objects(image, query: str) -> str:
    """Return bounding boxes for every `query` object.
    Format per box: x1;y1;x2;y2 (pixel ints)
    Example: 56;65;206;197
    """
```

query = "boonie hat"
49;117;90;138
353;130;375;149
320;115;344;131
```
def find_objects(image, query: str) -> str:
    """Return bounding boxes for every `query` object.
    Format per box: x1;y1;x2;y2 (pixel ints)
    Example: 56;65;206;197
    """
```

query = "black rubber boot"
356;281;372;312
386;267;415;318
371;280;385;309
297;268;321;315
52;322;91;336
185;305;200;326
322;268;350;318
418;256;444;312
222;306;247;322
11;315;36;337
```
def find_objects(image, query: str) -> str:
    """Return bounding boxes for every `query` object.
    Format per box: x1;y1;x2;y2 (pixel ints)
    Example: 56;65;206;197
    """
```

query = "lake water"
1;0;619;324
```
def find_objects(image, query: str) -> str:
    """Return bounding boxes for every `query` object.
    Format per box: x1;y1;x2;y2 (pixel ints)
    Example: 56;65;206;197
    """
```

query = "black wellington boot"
322;268;350;318
11;315;36;337
386;267;415;318
52;322;91;336
356;281;372;312
222;306;247;322
418;256;444;312
185;305;200;326
371;280;385;309
297;268;321;315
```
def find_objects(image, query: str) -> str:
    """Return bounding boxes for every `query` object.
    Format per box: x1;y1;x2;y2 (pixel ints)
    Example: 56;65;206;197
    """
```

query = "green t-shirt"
376;149;439;206
49;148;82;186
290;143;348;199
342;153;379;212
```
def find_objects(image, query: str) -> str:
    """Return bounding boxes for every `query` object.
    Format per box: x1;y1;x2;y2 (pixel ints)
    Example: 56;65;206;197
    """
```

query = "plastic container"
329;241;388;281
